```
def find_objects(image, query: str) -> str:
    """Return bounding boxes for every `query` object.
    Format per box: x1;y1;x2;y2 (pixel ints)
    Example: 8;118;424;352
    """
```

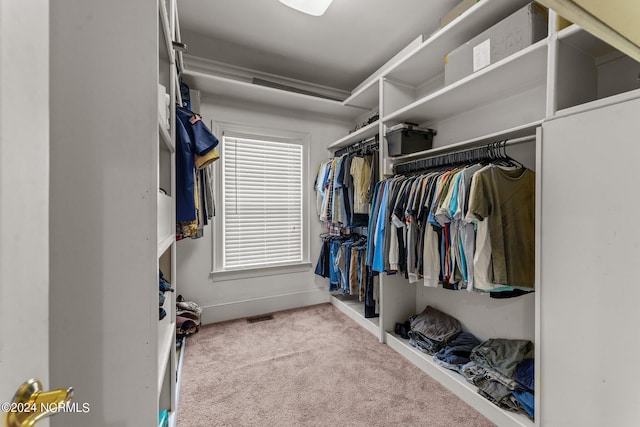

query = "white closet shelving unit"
327;76;385;339
325;1;640;426
158;0;180;425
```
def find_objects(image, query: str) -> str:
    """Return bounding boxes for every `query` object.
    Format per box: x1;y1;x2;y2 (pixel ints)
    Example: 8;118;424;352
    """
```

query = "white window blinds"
222;135;304;269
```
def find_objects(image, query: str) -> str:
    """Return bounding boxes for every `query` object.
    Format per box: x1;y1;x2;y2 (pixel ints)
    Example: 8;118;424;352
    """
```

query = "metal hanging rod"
334;134;379;157
393;135;535;175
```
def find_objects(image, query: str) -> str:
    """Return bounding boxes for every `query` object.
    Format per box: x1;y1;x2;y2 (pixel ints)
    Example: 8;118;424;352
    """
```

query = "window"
221;133;305;270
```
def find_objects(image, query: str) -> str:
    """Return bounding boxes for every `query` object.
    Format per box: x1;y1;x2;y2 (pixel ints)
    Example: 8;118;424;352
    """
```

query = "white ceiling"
177;0;459;92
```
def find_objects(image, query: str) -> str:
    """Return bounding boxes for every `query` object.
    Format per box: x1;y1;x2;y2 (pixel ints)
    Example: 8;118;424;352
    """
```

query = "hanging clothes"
175;106;219;240
315;140;380;317
314;234;377;316
315;148;377;231
366;159;535;294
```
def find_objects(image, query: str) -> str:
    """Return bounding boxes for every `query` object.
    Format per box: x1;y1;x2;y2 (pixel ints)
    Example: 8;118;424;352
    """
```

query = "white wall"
177;96;350;323
0;0;50;415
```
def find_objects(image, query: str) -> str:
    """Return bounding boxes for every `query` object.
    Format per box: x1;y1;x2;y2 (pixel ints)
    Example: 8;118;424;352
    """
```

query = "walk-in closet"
2;1;640;426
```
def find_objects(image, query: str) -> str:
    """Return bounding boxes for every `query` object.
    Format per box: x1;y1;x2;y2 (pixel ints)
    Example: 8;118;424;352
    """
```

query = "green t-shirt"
468;165;535;287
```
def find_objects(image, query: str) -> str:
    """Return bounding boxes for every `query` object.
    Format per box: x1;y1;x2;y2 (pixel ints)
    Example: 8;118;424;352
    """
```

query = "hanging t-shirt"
467;165;535;287
350;156;372;214
455;163;484;291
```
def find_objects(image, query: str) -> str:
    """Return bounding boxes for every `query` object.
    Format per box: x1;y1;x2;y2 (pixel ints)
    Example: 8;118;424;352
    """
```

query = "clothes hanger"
503;140;525;169
493;140;524;169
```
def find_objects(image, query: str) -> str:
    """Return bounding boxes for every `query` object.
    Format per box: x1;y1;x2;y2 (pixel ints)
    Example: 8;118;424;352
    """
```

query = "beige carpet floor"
177;303;494;427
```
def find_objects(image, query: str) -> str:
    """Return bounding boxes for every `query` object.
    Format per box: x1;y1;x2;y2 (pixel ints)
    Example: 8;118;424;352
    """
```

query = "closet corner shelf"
557;24;618;59
327;121;380;151
331;295;380;338
388;121;543;163
383;0;532;87
385;333;534;427
157;318;175;399
382;39;548;125
342;79;379;110
182;70;367;121
552;87;640;121
159;120;175;153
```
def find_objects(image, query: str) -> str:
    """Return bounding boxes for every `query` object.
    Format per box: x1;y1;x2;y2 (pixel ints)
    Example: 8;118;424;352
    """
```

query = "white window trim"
209;121;311;281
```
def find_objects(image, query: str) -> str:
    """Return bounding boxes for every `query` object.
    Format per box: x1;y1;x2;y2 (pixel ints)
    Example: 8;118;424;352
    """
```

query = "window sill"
210;262;313;282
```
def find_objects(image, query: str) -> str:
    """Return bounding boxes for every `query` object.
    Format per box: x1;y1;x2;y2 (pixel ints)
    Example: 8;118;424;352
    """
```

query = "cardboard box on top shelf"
444;2;548;86
557;15;573;31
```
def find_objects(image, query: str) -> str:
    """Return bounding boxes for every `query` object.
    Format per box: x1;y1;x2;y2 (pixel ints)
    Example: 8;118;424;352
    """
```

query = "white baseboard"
200;289;330;324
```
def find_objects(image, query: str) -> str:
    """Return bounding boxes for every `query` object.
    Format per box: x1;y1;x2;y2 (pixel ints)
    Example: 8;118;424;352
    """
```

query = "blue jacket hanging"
175;107;219;222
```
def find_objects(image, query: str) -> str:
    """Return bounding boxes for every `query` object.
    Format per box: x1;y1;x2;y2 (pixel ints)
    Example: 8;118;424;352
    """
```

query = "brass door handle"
4;379;73;427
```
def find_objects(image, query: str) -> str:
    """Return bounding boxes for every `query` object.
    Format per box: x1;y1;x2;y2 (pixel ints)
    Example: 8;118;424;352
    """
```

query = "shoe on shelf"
177;309;201;325
159;308;167;321
394;321;411;339
159;291;165;307
176;315;199;337
176;294;202;314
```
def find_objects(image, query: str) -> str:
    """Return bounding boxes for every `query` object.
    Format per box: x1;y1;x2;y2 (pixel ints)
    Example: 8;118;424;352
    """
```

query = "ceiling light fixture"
278;0;334;16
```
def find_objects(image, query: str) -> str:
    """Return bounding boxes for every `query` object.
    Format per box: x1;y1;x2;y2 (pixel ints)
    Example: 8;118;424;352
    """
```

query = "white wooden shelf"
553;87;640;121
386;332;534;427
342;79;378;109
327;121;379;151
159;119;174;153
558;24;616;58
157;192;174;257
168;337;187;427
331;295;380;338
389;121;542;163
158;234;174;258
182;70;367;121
157;317;175;399
383;39;548;125
175;337;186;392
159;0;175;65
384;0;532;87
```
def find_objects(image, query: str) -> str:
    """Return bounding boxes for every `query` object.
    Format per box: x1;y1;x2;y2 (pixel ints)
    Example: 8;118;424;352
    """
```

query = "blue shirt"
372;180;391;272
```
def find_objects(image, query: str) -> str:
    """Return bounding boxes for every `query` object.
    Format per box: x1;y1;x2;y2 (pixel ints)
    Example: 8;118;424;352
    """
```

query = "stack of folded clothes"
512;358;534;419
401;305;536;420
461;339;534;418
408;305;461;354
433;332;481;373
